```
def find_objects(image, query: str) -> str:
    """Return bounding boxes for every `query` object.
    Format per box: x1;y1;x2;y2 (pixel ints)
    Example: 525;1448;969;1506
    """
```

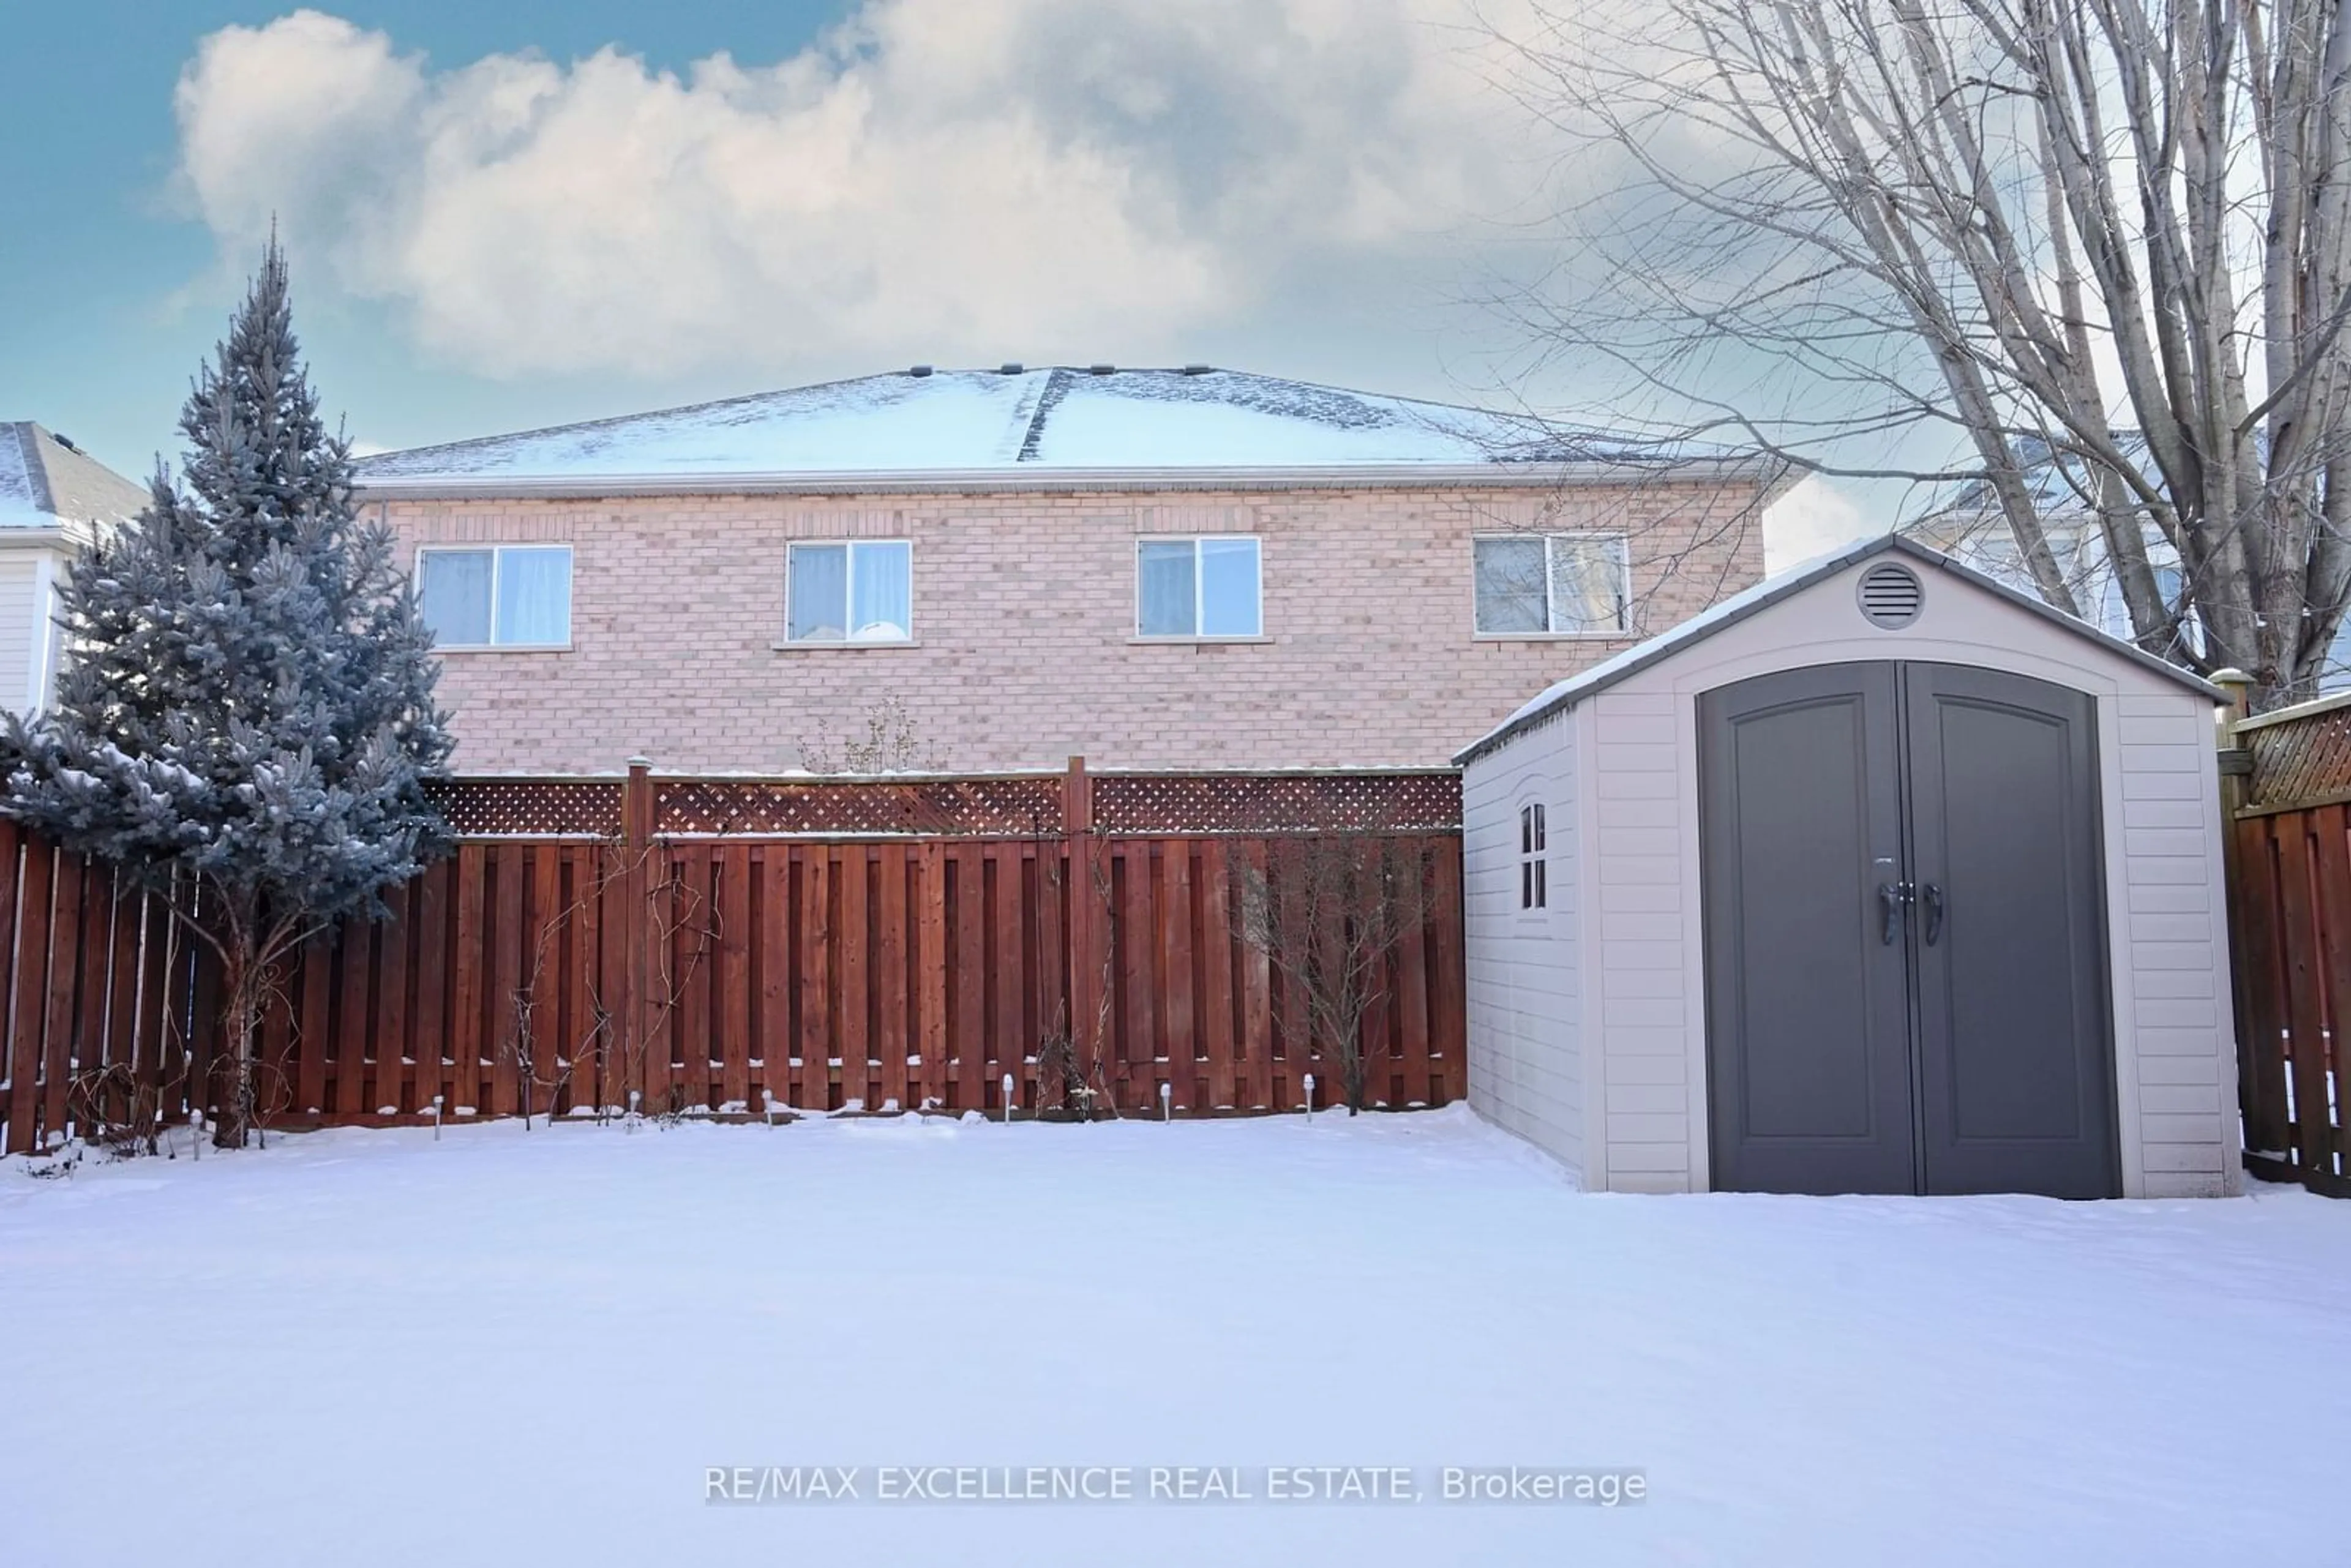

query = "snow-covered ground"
2;1108;2344;1566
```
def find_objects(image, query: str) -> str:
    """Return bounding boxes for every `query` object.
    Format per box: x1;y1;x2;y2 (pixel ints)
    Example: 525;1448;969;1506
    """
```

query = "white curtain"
849;541;912;640
1138;541;1196;635
496;547;572;645
1547;537;1627;632
1472;539;1547;633
1198;538;1261;636
789;544;849;640
419;550;493;645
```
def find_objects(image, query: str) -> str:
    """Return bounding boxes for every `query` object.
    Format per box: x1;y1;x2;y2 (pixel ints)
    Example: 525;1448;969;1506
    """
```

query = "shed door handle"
1878;882;1911;945
1921;882;1944;946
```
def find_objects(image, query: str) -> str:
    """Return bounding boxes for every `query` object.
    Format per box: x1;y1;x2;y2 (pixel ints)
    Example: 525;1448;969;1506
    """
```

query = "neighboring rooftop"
0;423;149;532
353;366;1773;495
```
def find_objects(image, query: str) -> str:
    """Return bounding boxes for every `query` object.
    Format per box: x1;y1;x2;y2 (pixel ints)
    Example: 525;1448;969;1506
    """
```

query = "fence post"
621;758;655;1113
2211;669;2252;804
1063;756;1100;1095
2208;670;2256;1180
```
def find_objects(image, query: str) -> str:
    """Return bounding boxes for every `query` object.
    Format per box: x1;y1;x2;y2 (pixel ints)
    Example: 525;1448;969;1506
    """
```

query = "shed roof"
351;366;1785;496
0;423;149;532
1453;534;2223;766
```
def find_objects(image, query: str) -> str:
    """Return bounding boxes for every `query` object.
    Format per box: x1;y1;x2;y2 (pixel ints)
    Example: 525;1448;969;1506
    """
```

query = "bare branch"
1484;0;2351;702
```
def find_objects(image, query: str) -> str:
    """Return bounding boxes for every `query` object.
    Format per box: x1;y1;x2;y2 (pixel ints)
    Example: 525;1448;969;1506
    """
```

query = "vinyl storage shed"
1455;535;2238;1199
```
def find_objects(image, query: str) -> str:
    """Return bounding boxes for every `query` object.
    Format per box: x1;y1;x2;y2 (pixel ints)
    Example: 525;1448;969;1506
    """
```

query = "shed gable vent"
1858;561;1924;629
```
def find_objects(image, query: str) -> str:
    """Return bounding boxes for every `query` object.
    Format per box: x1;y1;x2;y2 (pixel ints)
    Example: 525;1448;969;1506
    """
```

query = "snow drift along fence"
2227;692;2351;1197
0;760;1464;1152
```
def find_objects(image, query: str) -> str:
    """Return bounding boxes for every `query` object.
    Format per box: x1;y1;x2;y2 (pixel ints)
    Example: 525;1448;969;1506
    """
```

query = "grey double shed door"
1698;661;2118;1198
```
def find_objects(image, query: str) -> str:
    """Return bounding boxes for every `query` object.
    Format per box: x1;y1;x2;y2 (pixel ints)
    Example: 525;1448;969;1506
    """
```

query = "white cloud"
1762;474;1876;571
173;4;1537;378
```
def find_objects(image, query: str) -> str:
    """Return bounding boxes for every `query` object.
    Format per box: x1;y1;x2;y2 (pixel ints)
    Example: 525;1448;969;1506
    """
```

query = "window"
2151;564;2208;661
1519;803;1547;910
787;541;913;643
1137;537;1261;638
1474;535;1630;634
417;546;572;648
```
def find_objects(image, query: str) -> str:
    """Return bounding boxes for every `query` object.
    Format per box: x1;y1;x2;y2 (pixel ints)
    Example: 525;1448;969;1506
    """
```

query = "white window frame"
1133;535;1264;640
783;538;917;646
26;553;60;712
2150;563;2208;661
413;544;574;651
1517;801;1548;912
1471;531;1632;638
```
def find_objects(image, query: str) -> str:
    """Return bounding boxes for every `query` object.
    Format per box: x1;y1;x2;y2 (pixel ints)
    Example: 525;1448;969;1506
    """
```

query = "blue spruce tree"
1;241;454;1147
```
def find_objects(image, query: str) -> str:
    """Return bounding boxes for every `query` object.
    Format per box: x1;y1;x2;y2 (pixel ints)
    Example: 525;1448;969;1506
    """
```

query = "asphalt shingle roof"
0;423;149;531
353;366;1760;489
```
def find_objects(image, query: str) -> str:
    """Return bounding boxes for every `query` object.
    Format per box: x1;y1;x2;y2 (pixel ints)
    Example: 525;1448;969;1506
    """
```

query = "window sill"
1127;636;1275;646
769;638;923;651
1472;631;1631;643
435;643;574;655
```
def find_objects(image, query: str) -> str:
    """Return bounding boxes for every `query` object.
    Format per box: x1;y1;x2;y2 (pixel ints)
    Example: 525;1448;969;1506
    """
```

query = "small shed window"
1519;803;1548;909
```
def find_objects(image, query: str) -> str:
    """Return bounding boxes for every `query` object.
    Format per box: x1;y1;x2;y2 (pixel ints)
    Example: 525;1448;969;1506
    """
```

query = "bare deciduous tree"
1490;0;2351;703
796;695;943;775
1238;830;1434;1115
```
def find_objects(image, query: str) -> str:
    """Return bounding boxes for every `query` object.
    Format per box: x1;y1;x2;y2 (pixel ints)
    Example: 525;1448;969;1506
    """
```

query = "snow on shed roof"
352;367;1772;495
0;423;149;532
1452;535;2223;767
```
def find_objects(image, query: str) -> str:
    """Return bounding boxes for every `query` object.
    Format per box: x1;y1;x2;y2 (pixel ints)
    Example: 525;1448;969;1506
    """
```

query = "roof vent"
1180;364;1212;376
50;432;79;452
907;364;934;377
1858;560;1924;629
999;362;1024;375
1088;363;1116;375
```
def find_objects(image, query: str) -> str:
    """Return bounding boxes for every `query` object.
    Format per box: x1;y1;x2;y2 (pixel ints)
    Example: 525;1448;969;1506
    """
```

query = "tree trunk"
1338;993;1369;1116
213;907;264;1150
1492;0;2351;712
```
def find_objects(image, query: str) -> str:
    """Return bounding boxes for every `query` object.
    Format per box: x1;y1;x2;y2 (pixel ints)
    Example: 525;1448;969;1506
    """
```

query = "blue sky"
1;1;1858;552
4;3;842;475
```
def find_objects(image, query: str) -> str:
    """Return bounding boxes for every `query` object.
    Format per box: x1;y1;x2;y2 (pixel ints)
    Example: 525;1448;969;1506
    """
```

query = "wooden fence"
2226;691;2351;1196
0;760;1465;1153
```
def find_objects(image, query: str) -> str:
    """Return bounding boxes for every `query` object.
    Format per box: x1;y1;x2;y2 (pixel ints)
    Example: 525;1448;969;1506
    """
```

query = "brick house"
353;367;1788;771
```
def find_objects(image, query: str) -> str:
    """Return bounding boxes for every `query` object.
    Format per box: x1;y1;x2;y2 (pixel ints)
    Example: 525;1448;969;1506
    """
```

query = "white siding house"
1456;535;2240;1199
0;423;147;713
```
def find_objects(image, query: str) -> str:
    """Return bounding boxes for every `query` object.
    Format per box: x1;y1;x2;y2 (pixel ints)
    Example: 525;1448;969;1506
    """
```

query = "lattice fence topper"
431;767;1464;839
1090;771;1461;835
433;778;626;839
655;774;1068;837
2243;701;2351;811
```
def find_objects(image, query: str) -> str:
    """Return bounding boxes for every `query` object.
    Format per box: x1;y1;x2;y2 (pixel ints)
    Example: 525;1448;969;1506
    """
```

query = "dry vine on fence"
495;838;726;1128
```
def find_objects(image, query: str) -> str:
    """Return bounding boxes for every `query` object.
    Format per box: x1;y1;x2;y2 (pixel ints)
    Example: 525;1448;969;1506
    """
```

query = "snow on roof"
0;423;148;531
352;367;1736;489
1452;534;2221;766
0;427;40;528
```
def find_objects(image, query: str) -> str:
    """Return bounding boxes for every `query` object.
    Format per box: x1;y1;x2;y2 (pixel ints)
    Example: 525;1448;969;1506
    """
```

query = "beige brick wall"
375;480;1767;772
